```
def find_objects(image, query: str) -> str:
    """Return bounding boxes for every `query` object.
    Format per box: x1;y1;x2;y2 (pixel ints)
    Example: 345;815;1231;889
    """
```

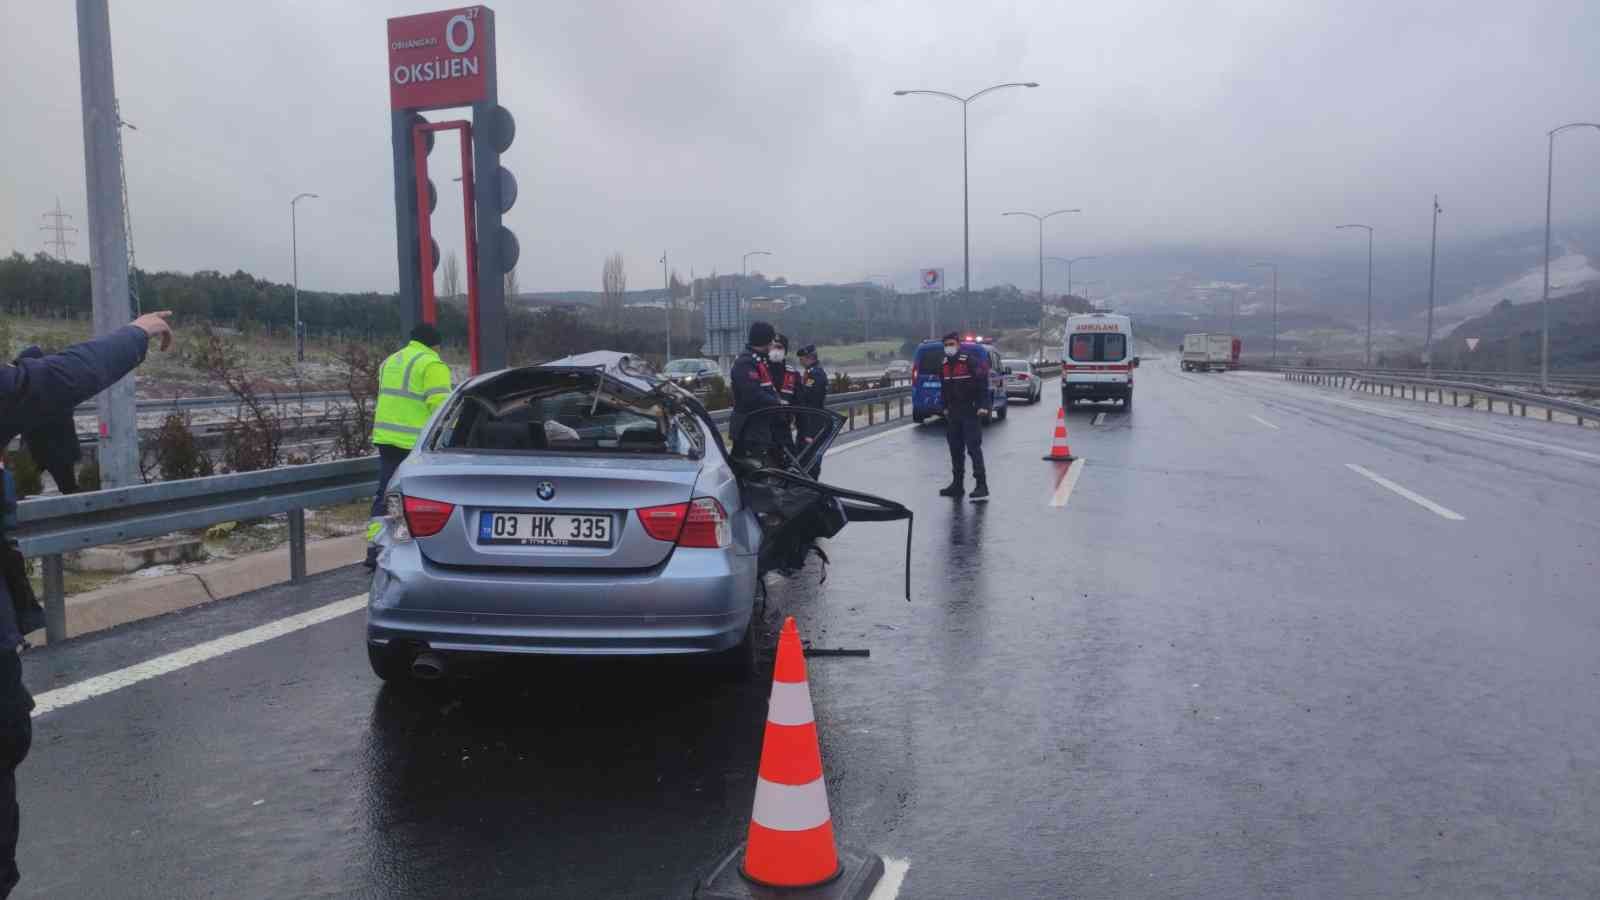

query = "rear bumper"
367;541;757;656
1062;380;1131;401
1004;382;1036;397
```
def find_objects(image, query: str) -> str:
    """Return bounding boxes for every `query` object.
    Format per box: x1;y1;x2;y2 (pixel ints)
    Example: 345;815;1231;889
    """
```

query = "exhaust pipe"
410;651;446;681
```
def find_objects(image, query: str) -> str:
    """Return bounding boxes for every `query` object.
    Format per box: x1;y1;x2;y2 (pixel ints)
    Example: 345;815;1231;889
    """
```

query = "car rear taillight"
1018;373;1031;380
402;495;455;537
635;497;730;548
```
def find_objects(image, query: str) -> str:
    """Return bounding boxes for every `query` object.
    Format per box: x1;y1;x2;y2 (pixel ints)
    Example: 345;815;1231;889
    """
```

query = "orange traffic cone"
742;617;838;887
695;616;886;899
1042;406;1077;461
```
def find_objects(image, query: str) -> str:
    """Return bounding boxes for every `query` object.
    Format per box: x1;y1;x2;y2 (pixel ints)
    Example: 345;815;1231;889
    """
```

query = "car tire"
710;612;759;683
997;403;1008;421
367;643;409;683
1124;392;1134;412
912;412;925;425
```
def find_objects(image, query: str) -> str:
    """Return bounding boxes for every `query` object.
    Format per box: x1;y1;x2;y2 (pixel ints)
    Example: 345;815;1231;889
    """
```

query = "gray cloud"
3;0;1597;298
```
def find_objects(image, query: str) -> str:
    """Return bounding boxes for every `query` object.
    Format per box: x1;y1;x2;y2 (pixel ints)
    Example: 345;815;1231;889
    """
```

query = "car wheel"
710;612;759;683
1124;392;1134;412
997;404;1008;421
367;643;409;683
912;412;925;424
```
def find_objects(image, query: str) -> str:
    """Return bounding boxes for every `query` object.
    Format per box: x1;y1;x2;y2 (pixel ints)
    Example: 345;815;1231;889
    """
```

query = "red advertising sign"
387;6;493;111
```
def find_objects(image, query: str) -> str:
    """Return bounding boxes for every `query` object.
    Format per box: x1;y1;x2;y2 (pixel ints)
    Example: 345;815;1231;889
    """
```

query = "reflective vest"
372;340;451;449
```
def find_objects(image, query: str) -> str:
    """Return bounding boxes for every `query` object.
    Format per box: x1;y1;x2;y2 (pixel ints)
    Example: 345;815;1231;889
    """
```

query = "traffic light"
471;102;516;369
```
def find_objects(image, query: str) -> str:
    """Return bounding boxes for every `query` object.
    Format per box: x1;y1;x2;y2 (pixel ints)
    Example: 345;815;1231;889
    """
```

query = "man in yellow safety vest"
366;323;452;568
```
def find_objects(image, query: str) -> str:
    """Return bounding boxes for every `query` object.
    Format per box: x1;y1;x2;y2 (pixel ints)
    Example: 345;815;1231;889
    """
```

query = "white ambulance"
1060;313;1139;411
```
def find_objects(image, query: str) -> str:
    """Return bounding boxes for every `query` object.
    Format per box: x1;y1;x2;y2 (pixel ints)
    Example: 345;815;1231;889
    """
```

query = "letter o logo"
445;14;475;53
393;65;410;85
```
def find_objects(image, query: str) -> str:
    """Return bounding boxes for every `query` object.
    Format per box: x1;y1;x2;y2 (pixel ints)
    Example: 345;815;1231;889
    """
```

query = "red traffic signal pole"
411;120;483;373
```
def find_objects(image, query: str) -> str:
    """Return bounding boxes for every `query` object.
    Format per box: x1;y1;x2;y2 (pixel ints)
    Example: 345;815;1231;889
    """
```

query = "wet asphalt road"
17;359;1600;898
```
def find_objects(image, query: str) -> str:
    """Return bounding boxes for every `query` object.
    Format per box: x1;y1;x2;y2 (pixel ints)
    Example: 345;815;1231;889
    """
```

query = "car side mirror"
1132;357;1141;368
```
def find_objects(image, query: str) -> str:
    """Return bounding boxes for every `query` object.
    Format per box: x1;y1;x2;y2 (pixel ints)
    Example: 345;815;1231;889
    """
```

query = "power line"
39;197;78;259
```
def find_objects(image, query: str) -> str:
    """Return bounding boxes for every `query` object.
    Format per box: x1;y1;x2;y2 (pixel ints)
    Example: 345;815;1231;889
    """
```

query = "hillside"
1425;288;1600;373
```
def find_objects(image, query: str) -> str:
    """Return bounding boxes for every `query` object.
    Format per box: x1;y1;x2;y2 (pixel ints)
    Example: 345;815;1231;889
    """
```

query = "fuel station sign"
388;6;493;111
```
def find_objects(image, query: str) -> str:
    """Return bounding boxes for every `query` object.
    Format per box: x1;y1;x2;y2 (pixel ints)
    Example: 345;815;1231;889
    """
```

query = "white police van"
1060;313;1138;411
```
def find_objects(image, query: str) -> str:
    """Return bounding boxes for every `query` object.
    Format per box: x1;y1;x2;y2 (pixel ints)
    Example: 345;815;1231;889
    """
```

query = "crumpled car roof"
537;350;658;393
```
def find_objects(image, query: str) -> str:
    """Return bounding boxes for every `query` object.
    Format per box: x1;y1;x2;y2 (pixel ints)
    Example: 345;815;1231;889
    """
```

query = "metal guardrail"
1242;363;1600;391
1274;368;1600;426
74;390;348;417
14;458;380;642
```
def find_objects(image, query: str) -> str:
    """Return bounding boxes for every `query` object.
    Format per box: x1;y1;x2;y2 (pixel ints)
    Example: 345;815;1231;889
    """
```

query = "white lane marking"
1250;414;1280;430
1049;458;1085;508
829;422;918;455
1345;464;1465;521
868;858;911;900
1310;394;1600;465
31;594;367;718
1092;412;1106;427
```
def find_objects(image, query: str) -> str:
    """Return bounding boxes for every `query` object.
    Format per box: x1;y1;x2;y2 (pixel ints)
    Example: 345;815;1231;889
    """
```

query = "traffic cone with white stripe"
1042;406;1076;462
694;616;886;899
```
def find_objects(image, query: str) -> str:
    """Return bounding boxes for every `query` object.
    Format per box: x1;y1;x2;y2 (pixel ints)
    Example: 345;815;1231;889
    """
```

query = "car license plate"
477;511;613;547
1072;383;1096;391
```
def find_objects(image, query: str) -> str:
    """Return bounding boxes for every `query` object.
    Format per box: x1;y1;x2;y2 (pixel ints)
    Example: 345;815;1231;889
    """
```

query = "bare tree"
504;265;520;301
602;252;627;334
441;250;462;303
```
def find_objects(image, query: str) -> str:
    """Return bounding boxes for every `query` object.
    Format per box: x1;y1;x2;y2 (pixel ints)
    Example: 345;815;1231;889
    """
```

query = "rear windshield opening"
1068;333;1127;362
430;370;702;457
916;346;946;373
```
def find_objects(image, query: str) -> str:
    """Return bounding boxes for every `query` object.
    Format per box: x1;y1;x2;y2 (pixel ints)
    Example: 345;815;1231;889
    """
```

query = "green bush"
77;458;101;492
151;411;214;481
7;448;43;498
830;372;853;394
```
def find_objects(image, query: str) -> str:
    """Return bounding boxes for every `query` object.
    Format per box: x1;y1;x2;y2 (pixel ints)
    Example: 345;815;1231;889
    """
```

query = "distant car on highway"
881;359;913;383
1002;358;1043;403
366;351;909;684
910;336;1009;424
661;357;722;391
1062;313;1138;410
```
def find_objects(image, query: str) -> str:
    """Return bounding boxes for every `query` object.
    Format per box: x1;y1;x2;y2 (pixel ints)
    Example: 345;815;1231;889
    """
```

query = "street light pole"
1004;209;1080;362
1425;195;1442;374
1540;123;1600;391
1337;224;1375;367
894;82;1040;331
290;192;318;363
661;251;671;363
741;249;771;278
1250;262;1278;362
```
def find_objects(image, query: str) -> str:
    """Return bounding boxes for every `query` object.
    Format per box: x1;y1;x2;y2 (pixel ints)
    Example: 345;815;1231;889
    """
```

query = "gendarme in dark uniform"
728;321;783;460
794;344;828;477
938;331;990;500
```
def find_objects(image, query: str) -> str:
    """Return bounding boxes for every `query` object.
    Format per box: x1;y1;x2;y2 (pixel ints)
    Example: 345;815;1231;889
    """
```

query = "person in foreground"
0;310;175;898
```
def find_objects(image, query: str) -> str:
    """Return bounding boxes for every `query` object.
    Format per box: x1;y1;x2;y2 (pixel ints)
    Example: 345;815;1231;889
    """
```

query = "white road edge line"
868;858;911;900
1250;414;1280;430
829;422;918;455
1345;464;1465;521
31;594;368;718
1049;458;1085;508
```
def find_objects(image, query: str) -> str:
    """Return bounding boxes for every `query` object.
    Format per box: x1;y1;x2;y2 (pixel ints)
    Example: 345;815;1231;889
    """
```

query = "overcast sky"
3;0;1598;296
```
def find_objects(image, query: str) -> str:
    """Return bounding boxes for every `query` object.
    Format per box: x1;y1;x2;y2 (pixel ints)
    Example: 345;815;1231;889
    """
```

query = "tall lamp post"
741;249;771;278
290;192;318;363
893;82;1040;330
1004;209;1080;362
1337;223;1375;367
1250;262;1278;363
860;273;890;342
1540;122;1600;391
1425;196;1442;374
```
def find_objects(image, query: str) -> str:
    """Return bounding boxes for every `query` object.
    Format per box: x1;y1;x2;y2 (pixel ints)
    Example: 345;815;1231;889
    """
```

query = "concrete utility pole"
76;0;138;488
290;192;317;363
661;251;671;362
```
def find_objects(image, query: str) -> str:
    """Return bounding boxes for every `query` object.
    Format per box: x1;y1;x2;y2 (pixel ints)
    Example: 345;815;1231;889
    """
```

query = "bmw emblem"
536;481;556;501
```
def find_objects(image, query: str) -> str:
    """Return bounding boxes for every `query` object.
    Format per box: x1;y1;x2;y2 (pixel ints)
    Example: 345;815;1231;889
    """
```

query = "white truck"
1182;333;1235;372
